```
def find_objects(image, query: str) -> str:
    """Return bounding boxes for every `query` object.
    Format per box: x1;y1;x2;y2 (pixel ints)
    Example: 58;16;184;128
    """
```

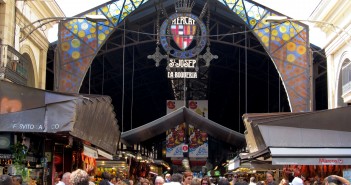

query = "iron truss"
93;14;267;101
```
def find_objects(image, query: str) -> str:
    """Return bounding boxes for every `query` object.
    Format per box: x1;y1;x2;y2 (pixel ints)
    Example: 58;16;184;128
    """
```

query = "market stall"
242;107;351;182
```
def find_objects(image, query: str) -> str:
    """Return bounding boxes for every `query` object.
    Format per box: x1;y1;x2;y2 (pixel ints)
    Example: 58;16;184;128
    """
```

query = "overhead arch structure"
55;0;312;112
20;45;38;87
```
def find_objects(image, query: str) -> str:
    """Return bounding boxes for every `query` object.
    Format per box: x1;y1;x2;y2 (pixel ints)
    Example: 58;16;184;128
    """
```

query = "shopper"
190;178;201;185
70;169;89;185
218;178;230;185
100;172;111;185
266;171;277;185
170;173;183;185
230;175;238;185
89;176;95;185
63;172;72;185
12;175;22;185
291;177;303;185
0;175;12;185
324;175;350;185
279;178;288;185
155;176;165;185
249;177;256;185
200;177;210;185
183;172;193;185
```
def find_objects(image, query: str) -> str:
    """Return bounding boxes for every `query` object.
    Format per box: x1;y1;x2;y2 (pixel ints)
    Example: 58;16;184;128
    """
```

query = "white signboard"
167;59;197;79
83;145;98;159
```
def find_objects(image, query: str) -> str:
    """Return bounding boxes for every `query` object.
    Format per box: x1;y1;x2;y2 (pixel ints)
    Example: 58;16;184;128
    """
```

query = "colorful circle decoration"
297;45;306;55
160;13;207;59
72;51;80;59
287;42;296;51
71;39;81;48
61;42;70;51
78;31;86;38
81;22;88;30
287;54;295;62
98;33;106;41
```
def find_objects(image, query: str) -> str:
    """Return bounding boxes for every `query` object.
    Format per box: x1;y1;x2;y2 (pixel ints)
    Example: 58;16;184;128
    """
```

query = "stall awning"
242;106;351;165
243;106;351;153
121;106;245;148
0;80;120;154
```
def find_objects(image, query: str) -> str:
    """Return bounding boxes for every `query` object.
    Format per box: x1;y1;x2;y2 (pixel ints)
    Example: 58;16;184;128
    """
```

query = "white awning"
270;148;351;165
97;149;113;160
83;145;98;159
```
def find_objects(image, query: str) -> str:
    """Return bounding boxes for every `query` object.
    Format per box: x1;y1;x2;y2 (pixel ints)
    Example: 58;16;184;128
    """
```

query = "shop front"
0;80;120;185
227;156;282;183
121;106;246;174
242;106;351;182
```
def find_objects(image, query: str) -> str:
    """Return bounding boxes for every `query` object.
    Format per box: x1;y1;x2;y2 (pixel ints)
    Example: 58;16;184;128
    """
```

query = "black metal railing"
0;45;28;85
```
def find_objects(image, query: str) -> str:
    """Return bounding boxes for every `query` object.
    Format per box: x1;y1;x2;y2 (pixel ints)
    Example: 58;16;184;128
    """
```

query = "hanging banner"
166;100;185;158
166;100;209;158
188;100;208;158
166;100;185;114
166;123;186;158
188;100;208;118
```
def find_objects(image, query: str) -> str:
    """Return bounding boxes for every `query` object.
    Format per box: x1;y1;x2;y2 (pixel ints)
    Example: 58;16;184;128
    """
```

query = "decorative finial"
175;0;195;13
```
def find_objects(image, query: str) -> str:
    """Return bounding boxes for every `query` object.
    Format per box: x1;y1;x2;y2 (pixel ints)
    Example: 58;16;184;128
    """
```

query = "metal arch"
55;0;312;112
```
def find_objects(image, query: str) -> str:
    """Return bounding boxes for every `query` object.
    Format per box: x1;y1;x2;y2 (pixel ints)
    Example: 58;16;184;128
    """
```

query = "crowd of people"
0;170;349;185
240;171;351;185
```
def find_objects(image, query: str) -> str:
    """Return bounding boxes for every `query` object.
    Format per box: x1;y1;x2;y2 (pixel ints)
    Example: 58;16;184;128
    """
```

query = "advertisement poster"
166;100;185;114
188;100;208;158
188;100;208;118
166;100;185;157
166;123;186;158
165;100;209;158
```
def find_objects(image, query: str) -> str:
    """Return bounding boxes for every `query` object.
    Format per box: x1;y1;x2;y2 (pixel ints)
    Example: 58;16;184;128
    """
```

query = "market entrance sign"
148;0;217;79
167;59;197;78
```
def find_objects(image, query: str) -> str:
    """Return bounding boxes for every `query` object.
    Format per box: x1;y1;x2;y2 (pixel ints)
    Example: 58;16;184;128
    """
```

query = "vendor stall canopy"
242;107;351;164
0;80;120;154
121;106;246;148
